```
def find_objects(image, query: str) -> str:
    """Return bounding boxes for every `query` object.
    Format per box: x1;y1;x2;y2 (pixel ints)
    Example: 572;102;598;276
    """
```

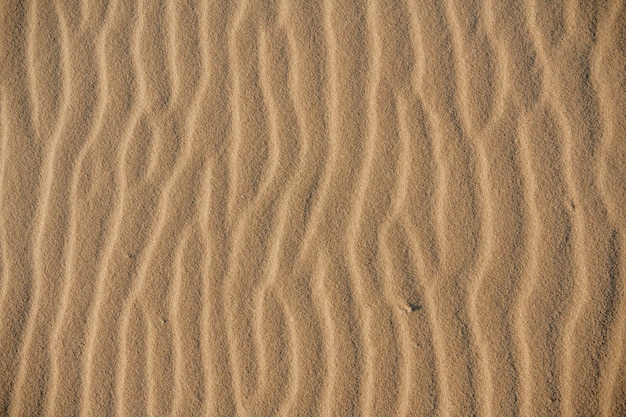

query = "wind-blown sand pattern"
0;0;625;416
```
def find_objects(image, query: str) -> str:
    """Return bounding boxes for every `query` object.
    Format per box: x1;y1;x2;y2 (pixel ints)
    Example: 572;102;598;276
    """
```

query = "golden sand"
0;0;625;415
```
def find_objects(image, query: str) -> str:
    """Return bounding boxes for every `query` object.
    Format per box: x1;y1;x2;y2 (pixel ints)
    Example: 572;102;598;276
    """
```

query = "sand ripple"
0;0;624;415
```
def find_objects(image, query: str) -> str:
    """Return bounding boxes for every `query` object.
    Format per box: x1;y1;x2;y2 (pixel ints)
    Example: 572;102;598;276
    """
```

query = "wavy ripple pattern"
0;0;624;416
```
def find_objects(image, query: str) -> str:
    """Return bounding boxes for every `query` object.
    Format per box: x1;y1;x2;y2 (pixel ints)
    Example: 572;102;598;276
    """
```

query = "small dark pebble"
408;303;421;312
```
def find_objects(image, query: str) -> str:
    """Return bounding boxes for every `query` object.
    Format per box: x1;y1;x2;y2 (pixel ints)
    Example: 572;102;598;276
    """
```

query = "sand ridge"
0;0;625;415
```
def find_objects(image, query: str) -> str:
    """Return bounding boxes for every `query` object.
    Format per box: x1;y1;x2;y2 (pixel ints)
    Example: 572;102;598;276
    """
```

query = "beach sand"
0;0;625;415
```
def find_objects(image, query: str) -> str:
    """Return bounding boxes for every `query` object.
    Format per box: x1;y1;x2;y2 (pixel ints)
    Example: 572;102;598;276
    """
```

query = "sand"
0;0;625;416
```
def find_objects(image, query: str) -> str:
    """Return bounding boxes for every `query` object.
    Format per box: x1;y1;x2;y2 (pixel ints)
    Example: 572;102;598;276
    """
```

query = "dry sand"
1;0;625;416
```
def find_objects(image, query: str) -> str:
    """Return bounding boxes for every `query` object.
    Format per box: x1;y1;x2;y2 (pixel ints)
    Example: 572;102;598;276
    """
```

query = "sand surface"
1;0;625;416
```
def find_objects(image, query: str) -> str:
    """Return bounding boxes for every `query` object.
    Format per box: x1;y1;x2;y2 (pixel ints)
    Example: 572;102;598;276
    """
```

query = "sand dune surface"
1;0;625;415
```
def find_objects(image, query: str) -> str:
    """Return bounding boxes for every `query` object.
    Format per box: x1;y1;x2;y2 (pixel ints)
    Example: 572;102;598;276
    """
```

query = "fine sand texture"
1;0;625;416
